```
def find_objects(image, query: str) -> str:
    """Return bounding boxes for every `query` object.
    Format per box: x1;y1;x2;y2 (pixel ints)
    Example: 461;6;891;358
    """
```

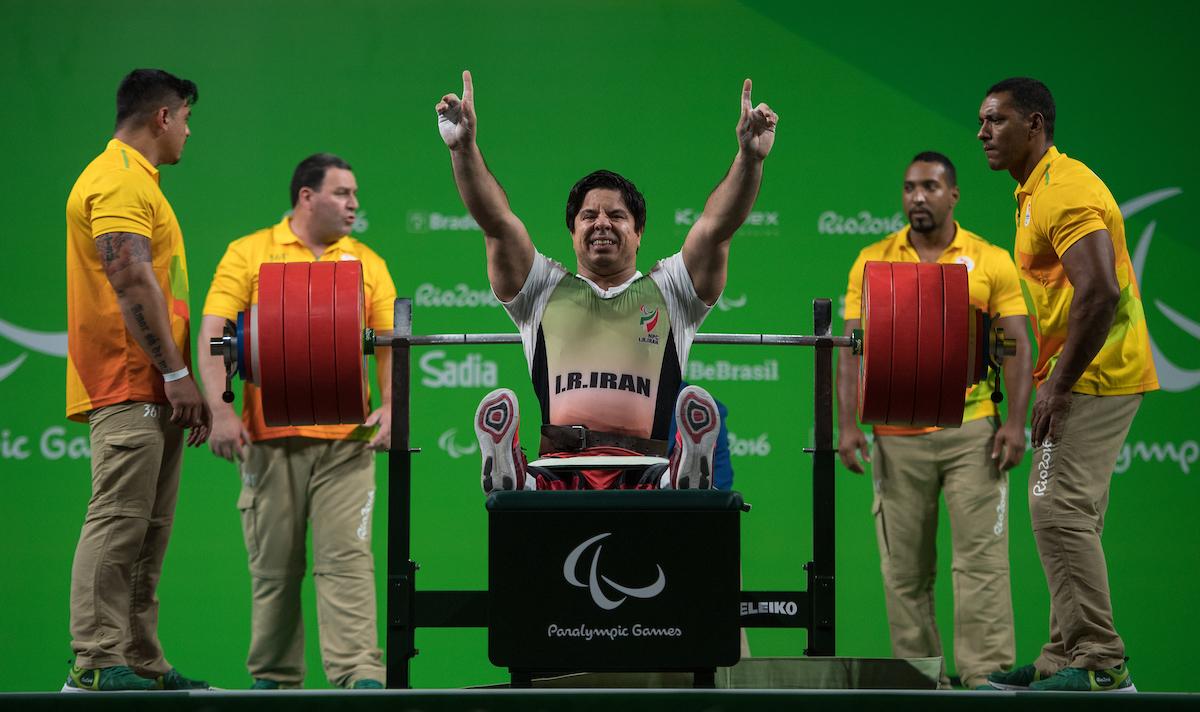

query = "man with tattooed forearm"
62;68;211;693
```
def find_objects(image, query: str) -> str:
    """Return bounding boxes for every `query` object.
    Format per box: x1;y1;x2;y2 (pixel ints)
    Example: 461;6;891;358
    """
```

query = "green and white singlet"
503;252;713;440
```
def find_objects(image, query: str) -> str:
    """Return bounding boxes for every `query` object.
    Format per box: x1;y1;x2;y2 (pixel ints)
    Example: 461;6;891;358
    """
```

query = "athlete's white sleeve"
649;252;715;372
497;251;567;371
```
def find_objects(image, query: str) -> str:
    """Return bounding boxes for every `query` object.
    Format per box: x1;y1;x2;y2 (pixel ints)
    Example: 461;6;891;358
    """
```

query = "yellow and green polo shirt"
65;139;192;421
845;223;1027;435
202;218;397;442
1013;146;1158;395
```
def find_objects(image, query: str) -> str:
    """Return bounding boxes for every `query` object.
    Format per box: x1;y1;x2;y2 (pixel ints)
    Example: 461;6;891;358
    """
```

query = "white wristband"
163;366;189;383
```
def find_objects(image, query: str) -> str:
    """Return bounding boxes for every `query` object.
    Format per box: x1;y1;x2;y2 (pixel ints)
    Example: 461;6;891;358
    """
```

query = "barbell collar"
210;335;232;357
992;328;1018;363
1000;336;1017;358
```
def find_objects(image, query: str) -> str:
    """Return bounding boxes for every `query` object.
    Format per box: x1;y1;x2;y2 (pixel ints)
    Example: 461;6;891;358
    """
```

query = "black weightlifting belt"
539;424;668;457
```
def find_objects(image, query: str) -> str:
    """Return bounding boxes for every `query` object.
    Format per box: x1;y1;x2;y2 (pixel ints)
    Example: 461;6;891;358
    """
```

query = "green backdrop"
1;0;1196;693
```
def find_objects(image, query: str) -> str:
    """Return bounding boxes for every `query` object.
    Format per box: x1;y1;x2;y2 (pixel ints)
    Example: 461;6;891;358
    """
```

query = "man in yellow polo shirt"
198;154;396;690
837;151;1032;690
979;78;1158;693
63;68;211;692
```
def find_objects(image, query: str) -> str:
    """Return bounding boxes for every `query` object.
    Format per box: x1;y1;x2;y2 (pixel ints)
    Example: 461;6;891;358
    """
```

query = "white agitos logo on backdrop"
563;532;666;611
1124;188;1197;392
437;428;478;459
715;294;747;312
0;318;67;383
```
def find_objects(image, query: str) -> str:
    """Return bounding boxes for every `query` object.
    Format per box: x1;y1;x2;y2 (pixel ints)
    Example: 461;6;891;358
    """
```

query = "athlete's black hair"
565;169;647;233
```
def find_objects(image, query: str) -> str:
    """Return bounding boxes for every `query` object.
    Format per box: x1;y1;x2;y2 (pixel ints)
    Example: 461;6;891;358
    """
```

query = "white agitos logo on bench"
563;532;666;611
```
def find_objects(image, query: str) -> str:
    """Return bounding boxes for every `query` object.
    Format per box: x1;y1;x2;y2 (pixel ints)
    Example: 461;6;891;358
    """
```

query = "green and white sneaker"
154;668;211;690
1029;663;1136;692
62;663;156;692
986;664;1048;690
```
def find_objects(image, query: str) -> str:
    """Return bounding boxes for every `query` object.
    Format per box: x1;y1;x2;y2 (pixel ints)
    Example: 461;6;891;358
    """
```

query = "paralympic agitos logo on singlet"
638;305;660;345
639;305;658;332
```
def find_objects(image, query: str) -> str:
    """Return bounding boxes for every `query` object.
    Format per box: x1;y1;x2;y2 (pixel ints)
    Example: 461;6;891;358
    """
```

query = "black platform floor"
10;688;1197;711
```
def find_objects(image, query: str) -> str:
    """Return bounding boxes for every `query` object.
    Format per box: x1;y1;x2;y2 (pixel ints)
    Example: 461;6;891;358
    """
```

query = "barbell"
210;260;1016;428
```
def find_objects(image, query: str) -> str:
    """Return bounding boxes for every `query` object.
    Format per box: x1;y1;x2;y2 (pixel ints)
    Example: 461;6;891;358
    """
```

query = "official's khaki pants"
871;417;1015;690
69;402;182;675
1029;393;1141;674
238;437;383;687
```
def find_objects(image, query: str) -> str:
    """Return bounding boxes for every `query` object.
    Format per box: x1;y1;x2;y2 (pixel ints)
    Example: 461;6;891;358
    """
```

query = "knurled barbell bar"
210;260;1016;428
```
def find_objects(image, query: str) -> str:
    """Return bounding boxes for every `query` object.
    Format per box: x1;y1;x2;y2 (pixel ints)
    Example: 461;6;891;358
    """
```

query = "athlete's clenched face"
571;188;643;283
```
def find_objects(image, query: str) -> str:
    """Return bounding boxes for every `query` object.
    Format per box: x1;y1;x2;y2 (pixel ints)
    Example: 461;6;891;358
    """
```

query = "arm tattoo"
131;305;168;371
100;234;169;371
95;232;152;276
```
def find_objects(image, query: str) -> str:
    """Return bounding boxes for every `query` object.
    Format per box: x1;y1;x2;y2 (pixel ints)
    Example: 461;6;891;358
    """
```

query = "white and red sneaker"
670;385;720;489
474;388;526;493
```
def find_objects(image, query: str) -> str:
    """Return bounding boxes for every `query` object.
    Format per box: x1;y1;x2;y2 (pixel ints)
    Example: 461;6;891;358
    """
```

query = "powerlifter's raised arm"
436;70;534;303
682;79;779;305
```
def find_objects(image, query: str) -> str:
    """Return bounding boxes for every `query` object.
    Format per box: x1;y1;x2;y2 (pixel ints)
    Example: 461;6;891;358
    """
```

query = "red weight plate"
333;260;368;424
885;262;919;425
938;263;970;427
283;262;315;426
257;263;289;426
858;262;894;424
911;263;944;426
308;262;341;425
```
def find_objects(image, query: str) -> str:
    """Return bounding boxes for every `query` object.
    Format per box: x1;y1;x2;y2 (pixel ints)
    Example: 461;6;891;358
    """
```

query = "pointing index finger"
463;70;474;103
742;78;752;110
